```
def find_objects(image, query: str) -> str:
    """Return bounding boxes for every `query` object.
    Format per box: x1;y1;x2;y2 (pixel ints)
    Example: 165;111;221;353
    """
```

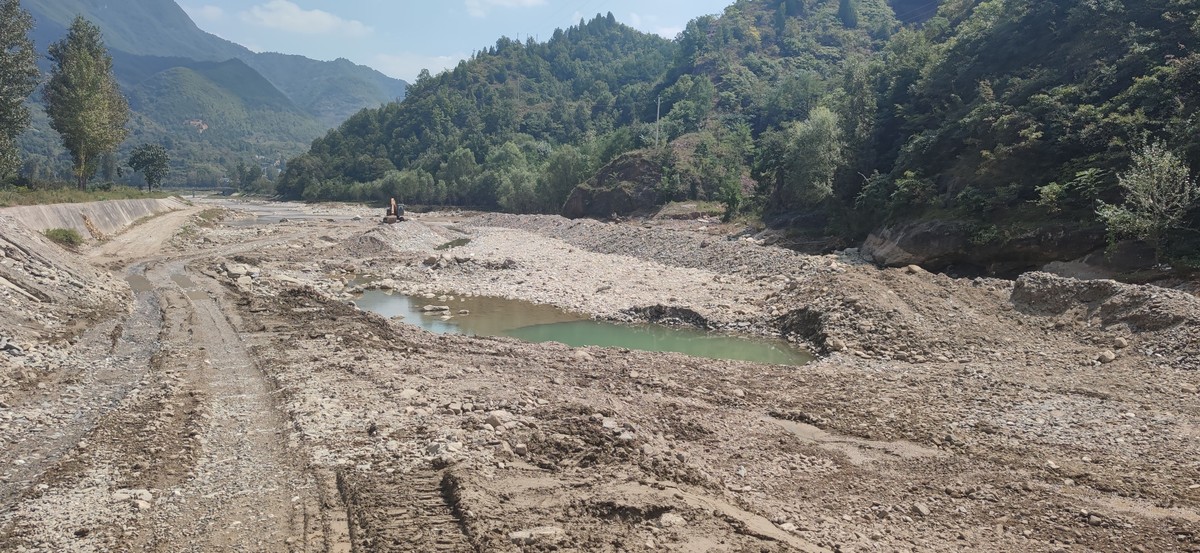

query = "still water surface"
355;290;812;366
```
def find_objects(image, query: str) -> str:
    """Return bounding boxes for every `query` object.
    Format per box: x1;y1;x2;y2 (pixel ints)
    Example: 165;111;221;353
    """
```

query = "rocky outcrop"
860;220;970;269
561;153;662;219
861;219;1105;276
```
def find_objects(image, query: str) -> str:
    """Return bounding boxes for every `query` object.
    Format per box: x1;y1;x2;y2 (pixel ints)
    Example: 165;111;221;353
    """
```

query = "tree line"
1;3;167;191
281;0;1200;264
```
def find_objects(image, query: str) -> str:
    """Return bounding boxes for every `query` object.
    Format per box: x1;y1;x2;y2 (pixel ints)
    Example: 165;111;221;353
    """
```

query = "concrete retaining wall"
0;197;188;238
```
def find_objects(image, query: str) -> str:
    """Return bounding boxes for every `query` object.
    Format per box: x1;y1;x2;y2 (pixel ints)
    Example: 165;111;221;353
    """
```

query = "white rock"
486;410;512;428
508;526;565;545
657;513;687;528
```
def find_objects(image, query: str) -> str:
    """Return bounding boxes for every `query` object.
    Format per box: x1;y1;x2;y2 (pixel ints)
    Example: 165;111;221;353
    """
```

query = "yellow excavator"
383;197;405;224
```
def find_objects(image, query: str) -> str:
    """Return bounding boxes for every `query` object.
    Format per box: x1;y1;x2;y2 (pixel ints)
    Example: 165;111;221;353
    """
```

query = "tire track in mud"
339;470;474;552
130;261;319;552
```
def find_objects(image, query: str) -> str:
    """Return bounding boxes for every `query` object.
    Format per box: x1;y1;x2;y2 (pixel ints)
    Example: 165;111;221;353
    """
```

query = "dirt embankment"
0;202;1197;552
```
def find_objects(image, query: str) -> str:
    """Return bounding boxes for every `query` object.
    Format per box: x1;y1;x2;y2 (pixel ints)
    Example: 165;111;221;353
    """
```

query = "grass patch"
196;208;227;227
43;228;84;248
0;186;169;207
435;238;472;250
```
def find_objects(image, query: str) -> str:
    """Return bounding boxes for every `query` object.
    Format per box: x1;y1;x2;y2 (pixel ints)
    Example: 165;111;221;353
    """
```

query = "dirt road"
1;200;1198;552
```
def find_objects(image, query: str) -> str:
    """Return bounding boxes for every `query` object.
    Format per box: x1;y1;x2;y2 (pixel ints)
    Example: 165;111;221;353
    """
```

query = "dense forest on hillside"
280;14;678;211
283;0;1200;268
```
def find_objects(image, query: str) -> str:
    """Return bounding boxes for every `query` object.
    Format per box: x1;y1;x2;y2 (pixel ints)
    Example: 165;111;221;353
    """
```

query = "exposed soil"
0;199;1197;552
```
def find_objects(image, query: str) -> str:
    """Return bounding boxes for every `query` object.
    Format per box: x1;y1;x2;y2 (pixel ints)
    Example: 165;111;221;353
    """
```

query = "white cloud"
654;26;683;39
627;12;683;40
182;4;224;22
373;52;468;82
240;1;373;37
465;0;547;18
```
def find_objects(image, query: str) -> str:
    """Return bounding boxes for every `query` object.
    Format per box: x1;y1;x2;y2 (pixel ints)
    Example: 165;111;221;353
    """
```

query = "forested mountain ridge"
280;14;678;210
18;0;407;186
283;0;1200;274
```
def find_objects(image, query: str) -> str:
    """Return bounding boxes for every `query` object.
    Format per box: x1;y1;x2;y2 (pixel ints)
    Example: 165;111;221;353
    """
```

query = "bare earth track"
0;200;1197;552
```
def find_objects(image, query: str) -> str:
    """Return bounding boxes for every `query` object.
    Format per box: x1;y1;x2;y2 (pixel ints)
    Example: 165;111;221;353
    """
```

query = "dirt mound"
1012;272;1200;332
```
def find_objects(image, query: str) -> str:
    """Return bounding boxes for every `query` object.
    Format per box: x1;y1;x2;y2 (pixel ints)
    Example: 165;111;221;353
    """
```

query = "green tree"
838;0;859;29
1097;142;1200;255
537;145;589;212
0;0;39;179
128;144;169;191
757;106;844;209
43;16;129;190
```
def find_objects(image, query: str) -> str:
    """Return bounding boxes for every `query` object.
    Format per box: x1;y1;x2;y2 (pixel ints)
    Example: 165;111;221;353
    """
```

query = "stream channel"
354;290;813;366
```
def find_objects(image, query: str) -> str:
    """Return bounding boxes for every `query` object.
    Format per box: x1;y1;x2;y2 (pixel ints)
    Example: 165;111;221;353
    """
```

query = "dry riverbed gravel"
0;200;1197;552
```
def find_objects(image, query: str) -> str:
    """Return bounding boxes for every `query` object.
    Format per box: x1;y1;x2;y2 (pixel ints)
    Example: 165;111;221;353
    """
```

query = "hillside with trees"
280;14;678;210
16;0;406;188
283;0;1200;274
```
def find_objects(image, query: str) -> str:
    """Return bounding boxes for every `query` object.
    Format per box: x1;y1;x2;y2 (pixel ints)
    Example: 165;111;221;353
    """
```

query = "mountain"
278;14;678;207
23;0;245;62
283;0;1200;274
241;54;407;128
18;0;406;185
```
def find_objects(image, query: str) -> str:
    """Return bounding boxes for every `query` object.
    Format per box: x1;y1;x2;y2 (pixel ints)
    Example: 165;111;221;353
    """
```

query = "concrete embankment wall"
0;197;188;238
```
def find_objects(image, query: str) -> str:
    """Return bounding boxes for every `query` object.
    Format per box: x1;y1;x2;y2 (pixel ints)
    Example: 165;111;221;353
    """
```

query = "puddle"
354;290;812;365
126;274;153;293
170;273;209;300
170;273;195;288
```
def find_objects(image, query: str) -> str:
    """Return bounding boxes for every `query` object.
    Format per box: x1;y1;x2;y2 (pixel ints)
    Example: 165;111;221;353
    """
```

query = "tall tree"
128;144;169;191
42;16;129;190
0;0;39;179
1097;141;1199;256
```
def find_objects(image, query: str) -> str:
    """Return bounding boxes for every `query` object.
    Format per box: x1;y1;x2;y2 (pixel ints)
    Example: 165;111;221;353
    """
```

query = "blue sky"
178;0;734;82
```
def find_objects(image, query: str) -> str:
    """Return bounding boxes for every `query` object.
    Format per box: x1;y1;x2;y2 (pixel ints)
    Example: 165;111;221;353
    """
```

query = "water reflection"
355;290;812;366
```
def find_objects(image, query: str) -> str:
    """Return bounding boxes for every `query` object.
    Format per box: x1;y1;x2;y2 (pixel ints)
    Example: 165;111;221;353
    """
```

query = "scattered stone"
513;443;528;456
731;388;746;399
827;337;847;352
912;503;931;517
486;410;512;428
1114;337;1130;349
421;305;451;312
1097;351;1117;364
399;389;420;400
657;513;687;528
508;526;565;545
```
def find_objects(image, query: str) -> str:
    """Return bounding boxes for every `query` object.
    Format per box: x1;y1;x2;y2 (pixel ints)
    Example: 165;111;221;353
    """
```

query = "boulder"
562;153;663;219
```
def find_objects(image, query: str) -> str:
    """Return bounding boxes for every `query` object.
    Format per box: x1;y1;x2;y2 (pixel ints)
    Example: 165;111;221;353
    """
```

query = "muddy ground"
0;199;1197;552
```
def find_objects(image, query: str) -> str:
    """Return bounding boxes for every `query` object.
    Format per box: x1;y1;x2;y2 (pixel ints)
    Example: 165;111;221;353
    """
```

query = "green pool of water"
355;290;812;366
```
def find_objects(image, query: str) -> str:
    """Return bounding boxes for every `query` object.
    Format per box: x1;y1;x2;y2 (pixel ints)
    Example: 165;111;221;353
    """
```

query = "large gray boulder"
561;153;662;219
